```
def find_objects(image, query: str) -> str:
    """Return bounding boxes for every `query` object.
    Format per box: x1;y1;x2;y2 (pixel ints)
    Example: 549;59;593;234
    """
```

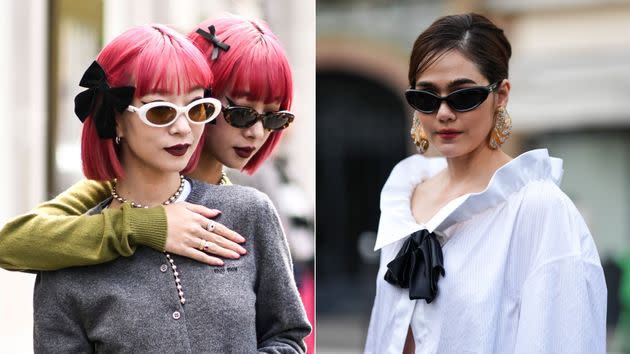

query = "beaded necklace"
110;171;228;305
111;175;185;208
111;174;187;304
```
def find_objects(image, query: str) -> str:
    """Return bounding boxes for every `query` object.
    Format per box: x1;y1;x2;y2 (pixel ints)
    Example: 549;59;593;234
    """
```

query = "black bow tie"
384;229;445;303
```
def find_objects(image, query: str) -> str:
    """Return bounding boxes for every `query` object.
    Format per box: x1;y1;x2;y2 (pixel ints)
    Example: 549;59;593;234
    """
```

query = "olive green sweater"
0;179;168;271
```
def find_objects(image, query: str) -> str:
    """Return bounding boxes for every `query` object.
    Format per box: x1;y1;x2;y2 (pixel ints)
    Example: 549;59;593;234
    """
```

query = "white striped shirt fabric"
365;149;607;354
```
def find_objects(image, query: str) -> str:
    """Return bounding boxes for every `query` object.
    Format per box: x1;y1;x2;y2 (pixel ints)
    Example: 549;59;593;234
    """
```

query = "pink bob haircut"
188;15;293;175
81;24;213;181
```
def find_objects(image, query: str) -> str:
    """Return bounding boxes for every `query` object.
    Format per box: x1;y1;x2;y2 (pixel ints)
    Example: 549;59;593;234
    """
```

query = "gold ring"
198;238;205;251
202;240;211;252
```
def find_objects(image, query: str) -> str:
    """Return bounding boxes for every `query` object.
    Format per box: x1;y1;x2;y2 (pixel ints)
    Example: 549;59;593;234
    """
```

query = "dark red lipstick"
164;144;190;157
436;129;462;140
234;147;255;158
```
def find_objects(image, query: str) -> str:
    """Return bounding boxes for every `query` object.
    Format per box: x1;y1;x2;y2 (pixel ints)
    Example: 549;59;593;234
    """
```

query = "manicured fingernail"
231;251;240;259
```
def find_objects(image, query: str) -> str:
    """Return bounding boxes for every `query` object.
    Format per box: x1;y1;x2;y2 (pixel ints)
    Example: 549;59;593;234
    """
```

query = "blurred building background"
0;0;314;353
317;0;630;353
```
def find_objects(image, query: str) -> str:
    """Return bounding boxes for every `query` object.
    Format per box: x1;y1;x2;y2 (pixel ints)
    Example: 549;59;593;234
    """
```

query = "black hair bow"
196;25;231;60
384;229;445;303
74;61;135;139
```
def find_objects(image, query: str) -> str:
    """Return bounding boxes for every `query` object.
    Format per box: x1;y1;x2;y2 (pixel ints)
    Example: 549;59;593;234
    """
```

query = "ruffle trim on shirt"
374;149;563;250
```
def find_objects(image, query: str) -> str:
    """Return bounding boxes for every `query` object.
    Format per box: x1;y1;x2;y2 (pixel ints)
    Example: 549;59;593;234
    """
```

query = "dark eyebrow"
140;99;165;104
447;78;478;90
414;78;479;91
139;97;202;106
414;81;438;90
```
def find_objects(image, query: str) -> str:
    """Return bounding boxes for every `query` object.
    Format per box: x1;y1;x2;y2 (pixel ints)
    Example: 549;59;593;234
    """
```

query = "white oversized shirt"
365;149;606;354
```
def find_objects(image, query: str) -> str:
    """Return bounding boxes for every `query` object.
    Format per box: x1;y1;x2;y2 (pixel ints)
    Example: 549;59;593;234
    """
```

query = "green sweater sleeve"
0;179;167;271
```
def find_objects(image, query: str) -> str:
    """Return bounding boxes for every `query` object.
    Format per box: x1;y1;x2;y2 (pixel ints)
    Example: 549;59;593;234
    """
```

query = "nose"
243;102;268;140
169;111;192;135
435;101;456;123
243;119;266;140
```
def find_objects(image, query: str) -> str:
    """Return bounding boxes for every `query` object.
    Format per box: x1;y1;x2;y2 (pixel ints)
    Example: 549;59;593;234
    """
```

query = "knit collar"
374;149;563;250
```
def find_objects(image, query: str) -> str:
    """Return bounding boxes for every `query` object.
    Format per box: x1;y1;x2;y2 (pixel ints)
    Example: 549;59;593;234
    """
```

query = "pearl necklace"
110;172;227;306
110;175;187;304
219;171;229;186
111;175;185;209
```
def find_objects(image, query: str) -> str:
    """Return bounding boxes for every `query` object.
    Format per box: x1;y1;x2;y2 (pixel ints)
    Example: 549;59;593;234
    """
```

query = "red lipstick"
234;147;255;158
436;129;462;140
164;144;190;157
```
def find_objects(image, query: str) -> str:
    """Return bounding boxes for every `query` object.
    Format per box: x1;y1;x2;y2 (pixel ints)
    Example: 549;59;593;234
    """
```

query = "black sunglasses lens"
224;107;257;128
405;91;440;113
263;112;293;130
448;88;489;112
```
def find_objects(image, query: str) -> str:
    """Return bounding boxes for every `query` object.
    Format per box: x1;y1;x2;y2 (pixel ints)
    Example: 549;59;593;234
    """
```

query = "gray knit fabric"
33;178;311;353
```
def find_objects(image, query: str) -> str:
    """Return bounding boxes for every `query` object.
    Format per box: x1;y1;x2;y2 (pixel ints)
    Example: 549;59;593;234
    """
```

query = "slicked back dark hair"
408;13;512;87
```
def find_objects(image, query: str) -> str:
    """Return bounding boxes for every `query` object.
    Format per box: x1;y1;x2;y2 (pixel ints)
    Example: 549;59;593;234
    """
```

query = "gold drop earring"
489;106;512;149
411;115;429;154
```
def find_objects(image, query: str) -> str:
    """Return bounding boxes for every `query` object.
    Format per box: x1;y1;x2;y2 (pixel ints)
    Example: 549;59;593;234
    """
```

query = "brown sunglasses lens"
188;102;217;122
146;106;177;125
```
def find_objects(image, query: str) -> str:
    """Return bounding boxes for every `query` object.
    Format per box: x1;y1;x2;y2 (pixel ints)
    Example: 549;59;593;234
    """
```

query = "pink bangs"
132;29;213;97
82;24;212;180
214;30;292;109
189;15;293;174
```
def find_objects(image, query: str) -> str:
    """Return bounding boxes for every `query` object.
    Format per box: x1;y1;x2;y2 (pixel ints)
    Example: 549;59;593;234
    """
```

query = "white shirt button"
160;264;168;272
172;311;181;320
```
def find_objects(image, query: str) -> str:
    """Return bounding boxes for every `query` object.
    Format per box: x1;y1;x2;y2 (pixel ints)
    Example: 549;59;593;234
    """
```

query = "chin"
159;159;190;173
225;159;247;170
166;165;189;174
435;145;466;158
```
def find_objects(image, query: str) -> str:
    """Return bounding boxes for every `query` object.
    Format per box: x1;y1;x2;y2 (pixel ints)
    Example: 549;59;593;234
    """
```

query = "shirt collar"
374;149;563;250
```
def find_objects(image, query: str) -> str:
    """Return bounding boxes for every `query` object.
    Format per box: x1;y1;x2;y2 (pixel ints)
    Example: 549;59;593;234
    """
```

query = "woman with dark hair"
364;13;606;353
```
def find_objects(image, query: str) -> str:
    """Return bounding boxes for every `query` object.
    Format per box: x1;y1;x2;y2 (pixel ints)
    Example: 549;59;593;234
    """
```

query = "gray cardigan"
33;178;311;353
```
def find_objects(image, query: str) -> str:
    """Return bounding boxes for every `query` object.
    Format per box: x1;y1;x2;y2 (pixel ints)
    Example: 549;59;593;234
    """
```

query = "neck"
442;144;512;192
114;166;182;207
189;151;224;185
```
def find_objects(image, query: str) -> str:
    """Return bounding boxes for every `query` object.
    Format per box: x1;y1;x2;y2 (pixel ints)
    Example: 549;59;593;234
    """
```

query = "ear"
115;114;125;138
495;79;510;108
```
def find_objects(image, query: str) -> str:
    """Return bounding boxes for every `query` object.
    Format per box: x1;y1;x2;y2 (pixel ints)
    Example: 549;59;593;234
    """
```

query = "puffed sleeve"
513;185;607;354
0;179;167;271
254;194;312;354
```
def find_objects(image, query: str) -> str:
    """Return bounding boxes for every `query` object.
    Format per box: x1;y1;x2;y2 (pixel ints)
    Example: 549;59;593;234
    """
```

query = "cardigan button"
172;311;181;320
160;264;168;272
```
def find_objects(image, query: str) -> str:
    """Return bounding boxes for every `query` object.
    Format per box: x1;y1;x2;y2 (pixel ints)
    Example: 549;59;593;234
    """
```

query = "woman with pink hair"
31;23;309;352
187;18;315;351
1;15;310;353
189;15;294;180
0;15;299;270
